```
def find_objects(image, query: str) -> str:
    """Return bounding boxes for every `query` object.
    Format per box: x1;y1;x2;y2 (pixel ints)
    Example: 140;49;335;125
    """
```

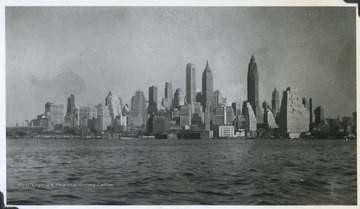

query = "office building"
186;63;196;113
279;87;310;138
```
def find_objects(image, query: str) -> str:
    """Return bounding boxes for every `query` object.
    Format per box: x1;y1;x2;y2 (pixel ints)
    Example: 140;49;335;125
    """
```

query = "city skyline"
6;7;356;126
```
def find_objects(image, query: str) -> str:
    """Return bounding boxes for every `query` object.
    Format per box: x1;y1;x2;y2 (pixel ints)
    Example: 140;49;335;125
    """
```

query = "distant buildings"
10;57;356;139
279;87;310;138
44;102;64;125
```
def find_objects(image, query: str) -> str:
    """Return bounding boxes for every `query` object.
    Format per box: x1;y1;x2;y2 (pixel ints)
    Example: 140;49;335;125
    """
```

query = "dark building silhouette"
148;86;158;116
314;106;325;125
247;55;263;124
201;60;213;112
271;88;279;116
66;94;75;116
186;63;196;113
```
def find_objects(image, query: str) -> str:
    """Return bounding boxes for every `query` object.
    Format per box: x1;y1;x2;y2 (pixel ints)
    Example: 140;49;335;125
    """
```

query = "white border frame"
0;0;358;209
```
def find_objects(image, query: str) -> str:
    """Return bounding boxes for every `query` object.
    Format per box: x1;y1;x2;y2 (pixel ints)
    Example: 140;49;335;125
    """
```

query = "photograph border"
1;0;359;208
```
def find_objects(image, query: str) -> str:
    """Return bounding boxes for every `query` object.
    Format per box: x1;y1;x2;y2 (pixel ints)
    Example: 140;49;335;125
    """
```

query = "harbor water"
6;138;357;205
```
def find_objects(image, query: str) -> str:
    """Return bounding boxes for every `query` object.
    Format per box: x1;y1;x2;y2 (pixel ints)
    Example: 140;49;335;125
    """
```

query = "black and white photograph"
1;0;358;207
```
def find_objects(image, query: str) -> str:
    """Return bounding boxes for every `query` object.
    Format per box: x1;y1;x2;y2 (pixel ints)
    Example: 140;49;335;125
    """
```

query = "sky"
5;7;356;126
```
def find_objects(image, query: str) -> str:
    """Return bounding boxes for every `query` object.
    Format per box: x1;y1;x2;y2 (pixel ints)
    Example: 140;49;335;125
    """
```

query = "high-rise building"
173;88;185;108
179;104;192;126
201;61;213;112
279;87;310;138
264;109;277;129
44;102;64;125
314;106;325;125
162;82;173;110
66;94;75;116
232;102;242;116
271;88;280;116
247;55;263;124
76;105;98;127
148;86;158;116
105;91;123;126
186;63;196;113
303;98;313;129
130;90;147;130
243;101;257;136
212;90;222;108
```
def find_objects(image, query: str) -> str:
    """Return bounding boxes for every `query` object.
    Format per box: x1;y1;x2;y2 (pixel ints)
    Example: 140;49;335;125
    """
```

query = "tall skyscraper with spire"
186;63;196;113
271;87;280;116
247;55;263;124
201;60;213;112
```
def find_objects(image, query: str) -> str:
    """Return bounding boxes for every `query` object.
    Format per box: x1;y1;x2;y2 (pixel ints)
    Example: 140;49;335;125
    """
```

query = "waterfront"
7;138;357;205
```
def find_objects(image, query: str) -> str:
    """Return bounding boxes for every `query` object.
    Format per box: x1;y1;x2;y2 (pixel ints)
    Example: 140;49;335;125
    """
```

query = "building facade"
148;86;158;116
186;63;196;113
44;102;64;125
201;61;213;112
247;55;263;124
129;90;147;130
279;87;310;138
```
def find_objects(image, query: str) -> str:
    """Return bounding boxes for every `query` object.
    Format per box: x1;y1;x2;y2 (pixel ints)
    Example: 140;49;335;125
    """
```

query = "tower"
66;94;75;116
173;88;185;108
202;60;213;112
186;63;196;113
271;87;280;116
130;90;147;130
164;82;173;110
148;86;158;116
247;55;262;124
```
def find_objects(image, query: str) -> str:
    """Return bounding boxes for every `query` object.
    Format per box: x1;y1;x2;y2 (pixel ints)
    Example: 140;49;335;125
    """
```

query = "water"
6;138;357;205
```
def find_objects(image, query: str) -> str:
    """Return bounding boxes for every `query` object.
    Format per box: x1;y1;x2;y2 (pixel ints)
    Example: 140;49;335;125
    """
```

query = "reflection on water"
7;138;357;205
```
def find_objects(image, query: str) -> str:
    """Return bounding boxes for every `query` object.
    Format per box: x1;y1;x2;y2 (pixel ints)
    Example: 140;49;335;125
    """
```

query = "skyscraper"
212;90;222;108
164;82;173;110
148;86;158;116
105;91;123;126
247;55;263;124
202;60;213;112
44;102;64;125
130;90;147;130
279;87;310;138
271;87;280;116
173;88;185;108
66;94;75;116
186;63;196;113
314;106;325;125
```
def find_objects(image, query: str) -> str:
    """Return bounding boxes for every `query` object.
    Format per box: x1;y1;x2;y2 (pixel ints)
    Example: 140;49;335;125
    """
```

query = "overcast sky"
6;7;356;126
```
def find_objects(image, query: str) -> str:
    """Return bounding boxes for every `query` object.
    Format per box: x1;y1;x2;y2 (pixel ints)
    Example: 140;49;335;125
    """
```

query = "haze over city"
6;7;356;126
